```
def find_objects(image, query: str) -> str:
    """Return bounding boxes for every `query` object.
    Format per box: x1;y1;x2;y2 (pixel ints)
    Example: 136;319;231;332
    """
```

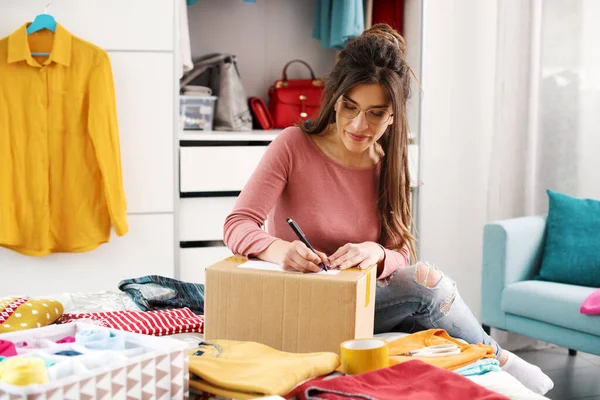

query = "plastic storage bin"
180;95;217;131
0;323;189;400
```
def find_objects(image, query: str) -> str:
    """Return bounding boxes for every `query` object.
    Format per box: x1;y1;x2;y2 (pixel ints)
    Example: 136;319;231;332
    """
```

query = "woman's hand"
281;240;329;273
329;242;385;270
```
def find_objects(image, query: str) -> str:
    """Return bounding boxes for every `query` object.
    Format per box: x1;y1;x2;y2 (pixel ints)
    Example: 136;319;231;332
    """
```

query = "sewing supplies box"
204;256;377;354
0;322;189;400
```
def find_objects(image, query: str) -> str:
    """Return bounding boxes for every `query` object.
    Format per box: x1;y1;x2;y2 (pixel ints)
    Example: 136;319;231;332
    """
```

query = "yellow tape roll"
340;338;389;375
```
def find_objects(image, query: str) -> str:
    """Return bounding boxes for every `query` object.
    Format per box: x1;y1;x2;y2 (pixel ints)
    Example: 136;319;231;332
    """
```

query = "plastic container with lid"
180;95;217;131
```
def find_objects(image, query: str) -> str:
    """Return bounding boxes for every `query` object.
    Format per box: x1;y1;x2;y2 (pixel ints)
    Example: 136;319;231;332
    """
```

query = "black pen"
286;217;327;271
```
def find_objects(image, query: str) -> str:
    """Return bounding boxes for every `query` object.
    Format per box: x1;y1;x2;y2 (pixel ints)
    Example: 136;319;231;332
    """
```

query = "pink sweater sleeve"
223;131;292;257
378;240;411;280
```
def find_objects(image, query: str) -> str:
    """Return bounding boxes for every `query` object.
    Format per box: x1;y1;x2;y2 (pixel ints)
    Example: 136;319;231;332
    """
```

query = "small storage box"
0;323;189;400
180;95;217;131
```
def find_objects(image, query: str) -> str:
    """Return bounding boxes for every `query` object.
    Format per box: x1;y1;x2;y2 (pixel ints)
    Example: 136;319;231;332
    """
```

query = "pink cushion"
580;288;600;315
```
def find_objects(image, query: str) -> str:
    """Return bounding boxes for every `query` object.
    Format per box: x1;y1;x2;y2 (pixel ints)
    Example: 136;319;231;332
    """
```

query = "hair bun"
362;23;406;57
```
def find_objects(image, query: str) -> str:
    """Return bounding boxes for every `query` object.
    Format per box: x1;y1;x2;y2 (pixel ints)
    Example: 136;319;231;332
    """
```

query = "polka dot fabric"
0;297;63;333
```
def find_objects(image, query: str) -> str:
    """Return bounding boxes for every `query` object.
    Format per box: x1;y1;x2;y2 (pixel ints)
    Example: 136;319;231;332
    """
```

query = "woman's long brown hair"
300;24;417;260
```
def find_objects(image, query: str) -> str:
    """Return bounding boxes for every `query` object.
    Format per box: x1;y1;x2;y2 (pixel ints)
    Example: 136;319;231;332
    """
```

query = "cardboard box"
204;255;377;354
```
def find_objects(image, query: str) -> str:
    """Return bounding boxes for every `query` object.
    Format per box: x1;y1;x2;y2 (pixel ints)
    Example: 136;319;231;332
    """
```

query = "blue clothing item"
119;275;205;315
186;0;199;5
54;350;82;357
454;358;501;376
313;0;364;49
41;357;55;367
76;330;125;351
374;263;503;358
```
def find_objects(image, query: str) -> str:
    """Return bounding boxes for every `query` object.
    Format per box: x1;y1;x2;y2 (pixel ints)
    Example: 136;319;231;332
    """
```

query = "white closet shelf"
179;130;282;142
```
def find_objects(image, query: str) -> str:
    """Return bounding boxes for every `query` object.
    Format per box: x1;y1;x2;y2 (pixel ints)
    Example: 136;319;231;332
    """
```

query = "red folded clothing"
289;360;509;400
59;307;204;336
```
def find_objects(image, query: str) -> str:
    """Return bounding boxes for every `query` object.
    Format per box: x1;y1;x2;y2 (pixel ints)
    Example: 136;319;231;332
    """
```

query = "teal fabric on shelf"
186;0;199;5
313;0;364;49
536;190;600;287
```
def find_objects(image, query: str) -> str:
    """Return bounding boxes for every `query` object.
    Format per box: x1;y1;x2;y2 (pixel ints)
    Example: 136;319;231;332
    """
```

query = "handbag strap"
180;53;235;89
281;59;317;81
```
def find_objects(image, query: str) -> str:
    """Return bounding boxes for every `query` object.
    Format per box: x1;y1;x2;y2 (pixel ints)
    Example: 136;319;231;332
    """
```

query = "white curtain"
487;0;539;221
488;0;600;223
487;0;600;349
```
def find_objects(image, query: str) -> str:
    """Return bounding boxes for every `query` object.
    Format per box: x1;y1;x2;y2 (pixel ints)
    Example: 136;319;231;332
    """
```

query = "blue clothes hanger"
27;1;56;57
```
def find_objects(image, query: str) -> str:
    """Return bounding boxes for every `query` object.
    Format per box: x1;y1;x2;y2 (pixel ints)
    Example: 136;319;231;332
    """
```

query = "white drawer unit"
179;197;238;241
179;144;269;193
180;247;233;284
177;135;275;281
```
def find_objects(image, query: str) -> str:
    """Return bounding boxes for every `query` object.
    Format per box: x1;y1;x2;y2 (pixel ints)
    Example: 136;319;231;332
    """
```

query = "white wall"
186;0;337;102
419;0;498;319
0;0;177;296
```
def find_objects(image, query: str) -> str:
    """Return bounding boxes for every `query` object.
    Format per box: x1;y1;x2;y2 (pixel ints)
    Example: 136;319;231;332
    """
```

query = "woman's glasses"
337;101;393;125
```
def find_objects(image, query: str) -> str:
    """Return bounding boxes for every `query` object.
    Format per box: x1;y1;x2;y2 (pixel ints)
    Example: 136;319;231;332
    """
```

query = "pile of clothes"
61;275;206;336
188;329;508;400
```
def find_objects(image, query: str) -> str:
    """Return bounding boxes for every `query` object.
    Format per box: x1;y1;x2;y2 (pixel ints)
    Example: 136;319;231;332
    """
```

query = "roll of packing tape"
340;338;388;375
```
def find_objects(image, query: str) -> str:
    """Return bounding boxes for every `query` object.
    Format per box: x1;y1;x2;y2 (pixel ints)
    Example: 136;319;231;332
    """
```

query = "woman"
223;24;552;395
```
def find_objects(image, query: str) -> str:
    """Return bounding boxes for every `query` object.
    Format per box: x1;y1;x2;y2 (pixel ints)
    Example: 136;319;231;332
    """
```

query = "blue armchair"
481;216;600;356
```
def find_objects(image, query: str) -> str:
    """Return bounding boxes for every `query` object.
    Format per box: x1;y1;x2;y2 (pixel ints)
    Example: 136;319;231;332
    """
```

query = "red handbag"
248;97;274;130
268;60;324;129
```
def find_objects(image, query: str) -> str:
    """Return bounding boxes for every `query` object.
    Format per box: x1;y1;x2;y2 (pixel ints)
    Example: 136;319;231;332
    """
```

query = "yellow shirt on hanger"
0;23;128;256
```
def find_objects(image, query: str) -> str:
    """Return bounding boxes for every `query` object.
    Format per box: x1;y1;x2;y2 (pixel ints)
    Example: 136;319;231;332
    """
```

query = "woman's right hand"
281;240;329;273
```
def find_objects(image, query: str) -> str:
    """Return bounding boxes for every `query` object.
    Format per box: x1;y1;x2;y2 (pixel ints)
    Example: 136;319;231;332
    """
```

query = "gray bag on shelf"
180;53;252;131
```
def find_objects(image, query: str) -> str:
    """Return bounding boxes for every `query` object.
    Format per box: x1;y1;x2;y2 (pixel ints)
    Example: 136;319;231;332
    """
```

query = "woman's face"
333;83;394;154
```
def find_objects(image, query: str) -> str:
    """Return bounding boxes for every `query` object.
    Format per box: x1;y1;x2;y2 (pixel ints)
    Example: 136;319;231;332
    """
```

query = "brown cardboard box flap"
204;256;376;353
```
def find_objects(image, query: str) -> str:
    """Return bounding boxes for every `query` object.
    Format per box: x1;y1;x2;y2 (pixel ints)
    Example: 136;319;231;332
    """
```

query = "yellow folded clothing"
0;357;49;386
387;329;496;370
0;297;64;333
188;340;340;399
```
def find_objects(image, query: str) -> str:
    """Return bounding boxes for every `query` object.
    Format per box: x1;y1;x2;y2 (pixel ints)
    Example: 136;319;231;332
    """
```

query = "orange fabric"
0;23;128;256
387;329;496;370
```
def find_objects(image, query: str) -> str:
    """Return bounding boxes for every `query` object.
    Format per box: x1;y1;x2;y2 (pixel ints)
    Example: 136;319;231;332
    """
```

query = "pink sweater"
223;127;410;280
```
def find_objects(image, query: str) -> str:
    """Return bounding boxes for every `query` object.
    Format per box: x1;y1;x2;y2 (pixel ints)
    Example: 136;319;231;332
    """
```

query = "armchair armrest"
481;216;547;329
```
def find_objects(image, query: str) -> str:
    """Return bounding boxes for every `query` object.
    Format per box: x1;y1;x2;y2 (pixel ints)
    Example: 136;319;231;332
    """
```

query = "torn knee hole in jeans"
440;292;456;315
415;263;442;289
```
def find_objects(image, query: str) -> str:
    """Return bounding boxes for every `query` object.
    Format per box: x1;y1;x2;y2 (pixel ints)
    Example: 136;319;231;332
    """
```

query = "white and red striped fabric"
59;307;204;336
